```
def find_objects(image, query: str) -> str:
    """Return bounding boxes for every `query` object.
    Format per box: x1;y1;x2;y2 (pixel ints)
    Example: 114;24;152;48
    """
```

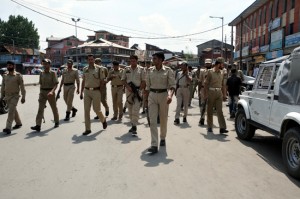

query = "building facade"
92;30;129;48
229;0;299;75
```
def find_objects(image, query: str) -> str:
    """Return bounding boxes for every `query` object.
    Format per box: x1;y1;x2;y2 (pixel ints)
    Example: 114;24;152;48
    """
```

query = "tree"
0;15;40;49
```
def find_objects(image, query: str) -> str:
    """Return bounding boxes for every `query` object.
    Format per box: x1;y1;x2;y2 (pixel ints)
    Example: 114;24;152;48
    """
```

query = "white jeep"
235;46;300;179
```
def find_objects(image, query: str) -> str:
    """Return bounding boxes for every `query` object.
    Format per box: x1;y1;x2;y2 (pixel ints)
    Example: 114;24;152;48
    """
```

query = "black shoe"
31;125;41;132
123;107;126;113
220;128;229;134
71;107;78;117
199;118;204;126
105;110;109;117
12;124;22;129
94;116;99;120
129;126;137;134
160;139;166;146
54;122;59;128
83;130;92;135
230;114;235;119
3;128;11;134
183;117;187;123
111;117;117;120
102;120;107;129
174;118;180;125
207;128;213;133
141;111;146;114
64;111;71;121
147;146;158;154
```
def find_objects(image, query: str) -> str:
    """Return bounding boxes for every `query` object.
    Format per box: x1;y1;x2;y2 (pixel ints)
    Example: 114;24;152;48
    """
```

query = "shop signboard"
270;29;283;51
260;45;269;52
285;32;300;48
266;50;283;60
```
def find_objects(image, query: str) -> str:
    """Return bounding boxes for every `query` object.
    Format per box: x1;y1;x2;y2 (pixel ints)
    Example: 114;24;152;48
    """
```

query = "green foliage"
0;15;40;49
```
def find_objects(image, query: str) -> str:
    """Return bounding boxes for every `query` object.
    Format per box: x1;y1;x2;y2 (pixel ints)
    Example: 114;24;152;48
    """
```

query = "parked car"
241;75;255;91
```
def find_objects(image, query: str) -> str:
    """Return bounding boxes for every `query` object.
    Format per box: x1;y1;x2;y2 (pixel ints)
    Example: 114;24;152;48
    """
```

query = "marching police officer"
58;59;80;121
144;52;175;154
1;61;26;134
122;55;145;135
106;61;124;120
204;57;228;134
31;59;59;132
80;54;107;135
174;62;192;124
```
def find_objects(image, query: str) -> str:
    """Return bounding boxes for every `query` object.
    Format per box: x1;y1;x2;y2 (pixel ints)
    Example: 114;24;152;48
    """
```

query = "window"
283;0;287;13
291;0;295;9
275;0;279;17
264;6;267;23
269;3;273;20
289;23;294;35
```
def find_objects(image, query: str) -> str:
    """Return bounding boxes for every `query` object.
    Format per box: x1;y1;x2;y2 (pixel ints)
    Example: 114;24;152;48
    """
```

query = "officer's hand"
166;96;172;104
21;98;25;104
127;86;132;93
47;92;54;96
80;93;83;100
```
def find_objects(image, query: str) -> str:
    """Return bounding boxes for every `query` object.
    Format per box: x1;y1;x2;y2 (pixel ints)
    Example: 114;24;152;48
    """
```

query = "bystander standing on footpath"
226;68;242;118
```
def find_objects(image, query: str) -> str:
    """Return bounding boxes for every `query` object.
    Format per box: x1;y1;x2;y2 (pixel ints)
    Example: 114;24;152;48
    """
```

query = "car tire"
282;127;300;179
235;108;256;140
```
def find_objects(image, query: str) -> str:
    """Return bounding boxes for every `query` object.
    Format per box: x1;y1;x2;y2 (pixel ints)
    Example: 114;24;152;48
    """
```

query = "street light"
72;18;80;68
210;16;224;57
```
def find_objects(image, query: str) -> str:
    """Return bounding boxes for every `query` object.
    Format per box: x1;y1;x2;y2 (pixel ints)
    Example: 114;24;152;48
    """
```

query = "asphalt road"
0;83;299;199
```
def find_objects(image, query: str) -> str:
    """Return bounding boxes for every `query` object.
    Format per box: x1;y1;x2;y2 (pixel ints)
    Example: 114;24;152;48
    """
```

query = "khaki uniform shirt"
121;65;145;87
107;68;123;86
204;68;224;88
40;70;58;89
82;65;105;88
146;65;175;90
176;71;192;86
62;68;80;84
98;65;108;79
198;68;209;86
1;72;26;97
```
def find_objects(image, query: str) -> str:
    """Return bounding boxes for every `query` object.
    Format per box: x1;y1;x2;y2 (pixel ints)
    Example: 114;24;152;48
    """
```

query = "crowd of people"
1;53;245;154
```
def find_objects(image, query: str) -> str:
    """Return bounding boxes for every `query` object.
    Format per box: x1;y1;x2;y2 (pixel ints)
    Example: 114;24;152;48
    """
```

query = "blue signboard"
266;50;283;60
270;29;283;51
271;18;281;30
285;32;300;48
260;45;269;52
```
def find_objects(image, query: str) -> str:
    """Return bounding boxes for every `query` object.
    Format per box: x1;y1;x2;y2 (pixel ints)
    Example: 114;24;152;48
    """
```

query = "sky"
1;0;255;54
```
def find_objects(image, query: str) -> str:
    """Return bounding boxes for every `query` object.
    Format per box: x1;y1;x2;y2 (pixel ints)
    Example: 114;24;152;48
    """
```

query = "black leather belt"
64;83;74;86
85;87;100;90
112;85;123;88
150;88;168;93
41;88;52;91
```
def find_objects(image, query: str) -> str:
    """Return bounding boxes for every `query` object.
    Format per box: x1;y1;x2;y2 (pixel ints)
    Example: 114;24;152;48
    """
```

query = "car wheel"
282;127;300;179
235;108;255;140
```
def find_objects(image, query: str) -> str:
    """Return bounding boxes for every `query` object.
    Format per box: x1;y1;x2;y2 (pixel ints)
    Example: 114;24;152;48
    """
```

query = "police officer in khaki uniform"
144;52;175;154
80;54;107;135
1;61;26;134
174;62;192;124
198;59;212;125
122;54;145;135
142;61;152;114
106;61;124;120
58;59;80;121
204;57;228;134
31;59;59;132
94;58;109;119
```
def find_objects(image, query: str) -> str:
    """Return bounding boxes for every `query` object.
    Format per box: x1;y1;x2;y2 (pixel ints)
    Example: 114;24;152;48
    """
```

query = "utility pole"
210;16;224;57
72;18;80;68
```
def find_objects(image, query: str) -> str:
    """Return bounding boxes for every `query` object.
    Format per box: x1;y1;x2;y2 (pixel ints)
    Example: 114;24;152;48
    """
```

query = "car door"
248;63;277;126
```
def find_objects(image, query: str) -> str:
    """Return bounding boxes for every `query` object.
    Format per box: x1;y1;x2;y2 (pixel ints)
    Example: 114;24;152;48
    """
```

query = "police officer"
94;58;109;119
188;65;195;106
198;59;212;125
58;59;80;121
122;54;145;135
142;61;152;114
204;57;228;134
144;52;175;154
1;61;26;134
174;62;191;124
31;59;59;132
106;61;124;120
80;54;107;135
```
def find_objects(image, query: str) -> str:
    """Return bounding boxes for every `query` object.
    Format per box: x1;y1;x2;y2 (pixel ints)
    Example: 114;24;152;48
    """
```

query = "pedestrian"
106;60;124;120
31;59;59;132
204;57;228;134
121;54;145;135
1;61;26;134
253;65;259;78
80;54;107;135
174;62;192;124
94;58;109;119
226;68;242;118
198;59;212;126
144;52;175;154
57;59;80;121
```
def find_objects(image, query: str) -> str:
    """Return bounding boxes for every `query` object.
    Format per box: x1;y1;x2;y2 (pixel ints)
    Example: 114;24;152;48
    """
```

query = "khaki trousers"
200;87;207;120
126;91;140;126
84;89;105;131
36;90;59;126
206;90;226;129
148;91;169;147
5;94;21;129
100;87;109;111
111;86;123;118
175;88;189;118
63;85;75;111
